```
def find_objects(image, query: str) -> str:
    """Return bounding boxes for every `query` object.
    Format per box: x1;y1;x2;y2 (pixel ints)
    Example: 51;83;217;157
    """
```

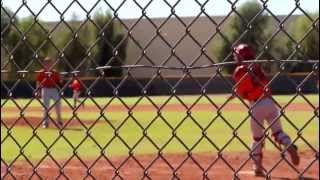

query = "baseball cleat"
286;144;300;165
252;163;265;177
42;122;48;128
57;121;63;128
252;155;265;177
253;168;266;177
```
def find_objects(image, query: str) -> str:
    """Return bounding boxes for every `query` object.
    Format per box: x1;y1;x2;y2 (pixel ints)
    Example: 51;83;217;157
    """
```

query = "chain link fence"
1;0;319;179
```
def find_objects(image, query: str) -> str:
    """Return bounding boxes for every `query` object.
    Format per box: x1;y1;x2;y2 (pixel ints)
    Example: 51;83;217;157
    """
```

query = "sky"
2;0;319;22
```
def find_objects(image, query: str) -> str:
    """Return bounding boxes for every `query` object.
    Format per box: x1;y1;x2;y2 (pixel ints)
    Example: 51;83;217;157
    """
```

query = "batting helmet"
233;43;256;62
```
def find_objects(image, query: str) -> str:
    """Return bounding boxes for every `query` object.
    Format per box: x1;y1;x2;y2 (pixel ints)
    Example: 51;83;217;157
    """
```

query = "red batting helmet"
233;43;256;62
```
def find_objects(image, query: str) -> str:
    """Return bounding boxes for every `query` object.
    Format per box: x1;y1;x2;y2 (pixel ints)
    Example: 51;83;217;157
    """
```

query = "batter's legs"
250;113;266;176
265;100;300;165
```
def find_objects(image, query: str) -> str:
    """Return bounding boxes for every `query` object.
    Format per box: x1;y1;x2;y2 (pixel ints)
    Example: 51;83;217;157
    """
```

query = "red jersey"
70;79;81;91
232;64;271;101
36;69;60;88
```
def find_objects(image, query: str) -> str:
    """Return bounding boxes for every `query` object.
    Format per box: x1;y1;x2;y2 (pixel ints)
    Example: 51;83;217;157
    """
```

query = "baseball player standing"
69;73;84;108
36;57;63;128
232;44;300;176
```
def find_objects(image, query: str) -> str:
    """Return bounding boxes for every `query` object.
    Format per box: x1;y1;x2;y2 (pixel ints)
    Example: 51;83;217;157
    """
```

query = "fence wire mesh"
1;0;319;179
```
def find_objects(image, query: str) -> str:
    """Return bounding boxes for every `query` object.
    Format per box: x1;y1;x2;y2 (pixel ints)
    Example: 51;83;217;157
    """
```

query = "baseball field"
1;94;319;179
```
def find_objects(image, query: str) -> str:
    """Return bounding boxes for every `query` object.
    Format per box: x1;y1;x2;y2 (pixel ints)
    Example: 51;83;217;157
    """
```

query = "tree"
11;17;49;68
59;13;91;73
1;7;16;75
1;7;14;37
2;16;49;79
211;0;271;74
1;7;12;79
287;12;319;72
92;11;128;77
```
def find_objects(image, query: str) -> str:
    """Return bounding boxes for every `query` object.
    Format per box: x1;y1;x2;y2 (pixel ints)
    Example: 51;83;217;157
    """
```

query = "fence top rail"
1;59;318;75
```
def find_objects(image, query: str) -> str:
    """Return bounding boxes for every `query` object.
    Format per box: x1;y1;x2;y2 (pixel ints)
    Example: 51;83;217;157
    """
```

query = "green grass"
1;94;319;162
1;94;318;120
1;94;318;108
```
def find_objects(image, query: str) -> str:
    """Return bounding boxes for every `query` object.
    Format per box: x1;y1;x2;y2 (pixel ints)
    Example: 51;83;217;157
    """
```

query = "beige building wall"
122;15;296;78
122;16;227;78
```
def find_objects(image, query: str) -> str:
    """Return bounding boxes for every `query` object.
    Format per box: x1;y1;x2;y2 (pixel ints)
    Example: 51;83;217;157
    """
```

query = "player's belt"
252;96;268;102
43;86;57;89
252;98;259;102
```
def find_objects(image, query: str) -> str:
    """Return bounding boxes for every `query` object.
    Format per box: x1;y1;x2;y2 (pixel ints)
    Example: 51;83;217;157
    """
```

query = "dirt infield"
1;150;318;179
1;116;101;128
2;102;317;114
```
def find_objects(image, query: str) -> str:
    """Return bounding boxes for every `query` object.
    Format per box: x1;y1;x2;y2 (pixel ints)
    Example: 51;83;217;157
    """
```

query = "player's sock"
273;130;291;146
251;136;265;176
273;131;300;165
